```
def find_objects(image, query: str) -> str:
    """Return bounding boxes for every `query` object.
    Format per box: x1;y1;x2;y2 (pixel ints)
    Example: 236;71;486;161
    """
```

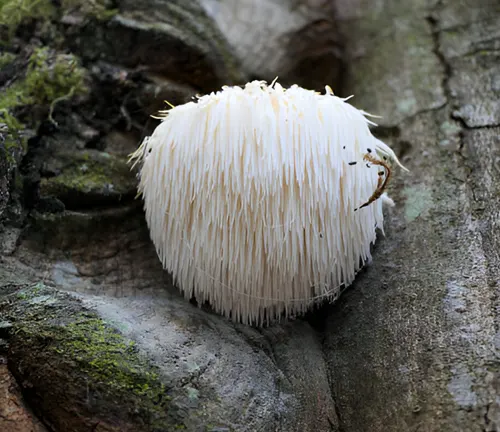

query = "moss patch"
39;149;137;208
0;51;16;68
0;47;87;137
0;118;28;211
0;0;117;37
2;283;185;431
49;316;165;399
0;0;55;38
23;46;87;106
2;120;27;165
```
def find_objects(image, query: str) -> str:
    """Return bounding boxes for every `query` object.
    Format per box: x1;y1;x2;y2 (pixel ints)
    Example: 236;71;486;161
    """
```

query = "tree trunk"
325;0;500;430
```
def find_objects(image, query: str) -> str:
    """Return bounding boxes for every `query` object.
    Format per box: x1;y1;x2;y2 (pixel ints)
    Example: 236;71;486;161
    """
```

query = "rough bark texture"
325;0;500;430
0;0;499;431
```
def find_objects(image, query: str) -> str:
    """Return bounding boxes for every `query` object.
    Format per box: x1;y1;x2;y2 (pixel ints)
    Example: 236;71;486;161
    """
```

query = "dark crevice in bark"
303;308;343;431
426;13;452;104
452;116;500;130
447;48;500;60
424;4;498;133
371;125;401;139
402;102;449;123
319;329;344;432
331;395;345;432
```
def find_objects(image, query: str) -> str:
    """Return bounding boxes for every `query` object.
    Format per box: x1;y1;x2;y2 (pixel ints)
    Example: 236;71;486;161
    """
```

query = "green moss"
0;82;31;129
4;283;182;428
24;47;87;105
0;47;87;135
39;150;137;206
13;282;49;301
0;0;115;134
46;169;113;194
0;0;55;38
15;283;42;300
43;156;120;194
0;0;117;38
46;316;167;399
0;51;16;67
1;110;25;149
0;282;196;430
1;114;27;165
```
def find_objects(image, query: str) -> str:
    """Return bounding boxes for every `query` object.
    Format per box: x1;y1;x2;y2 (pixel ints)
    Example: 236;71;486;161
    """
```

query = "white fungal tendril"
129;80;407;326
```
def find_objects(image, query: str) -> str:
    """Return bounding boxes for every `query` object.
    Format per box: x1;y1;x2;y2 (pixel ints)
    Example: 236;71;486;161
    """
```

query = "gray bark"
201;0;343;89
325;0;500;430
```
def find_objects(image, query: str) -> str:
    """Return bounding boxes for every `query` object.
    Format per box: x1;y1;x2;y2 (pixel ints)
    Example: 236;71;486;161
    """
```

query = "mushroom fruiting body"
130;80;406;325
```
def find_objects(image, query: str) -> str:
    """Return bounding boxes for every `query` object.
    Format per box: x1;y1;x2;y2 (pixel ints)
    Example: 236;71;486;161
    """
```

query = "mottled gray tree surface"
0;0;499;431
326;1;500;431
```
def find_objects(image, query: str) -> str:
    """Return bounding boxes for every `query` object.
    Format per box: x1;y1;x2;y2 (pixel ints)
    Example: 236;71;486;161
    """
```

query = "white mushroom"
129;80;406;325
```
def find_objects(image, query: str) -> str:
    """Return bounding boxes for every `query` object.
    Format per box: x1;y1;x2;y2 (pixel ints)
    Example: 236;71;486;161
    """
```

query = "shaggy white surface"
130;80;405;325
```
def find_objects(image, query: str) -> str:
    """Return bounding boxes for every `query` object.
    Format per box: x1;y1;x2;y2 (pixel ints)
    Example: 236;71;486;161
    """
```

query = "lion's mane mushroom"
130;80;407;325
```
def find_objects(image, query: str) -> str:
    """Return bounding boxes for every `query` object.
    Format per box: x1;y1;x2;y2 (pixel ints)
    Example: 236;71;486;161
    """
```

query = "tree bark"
325;0;500;430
